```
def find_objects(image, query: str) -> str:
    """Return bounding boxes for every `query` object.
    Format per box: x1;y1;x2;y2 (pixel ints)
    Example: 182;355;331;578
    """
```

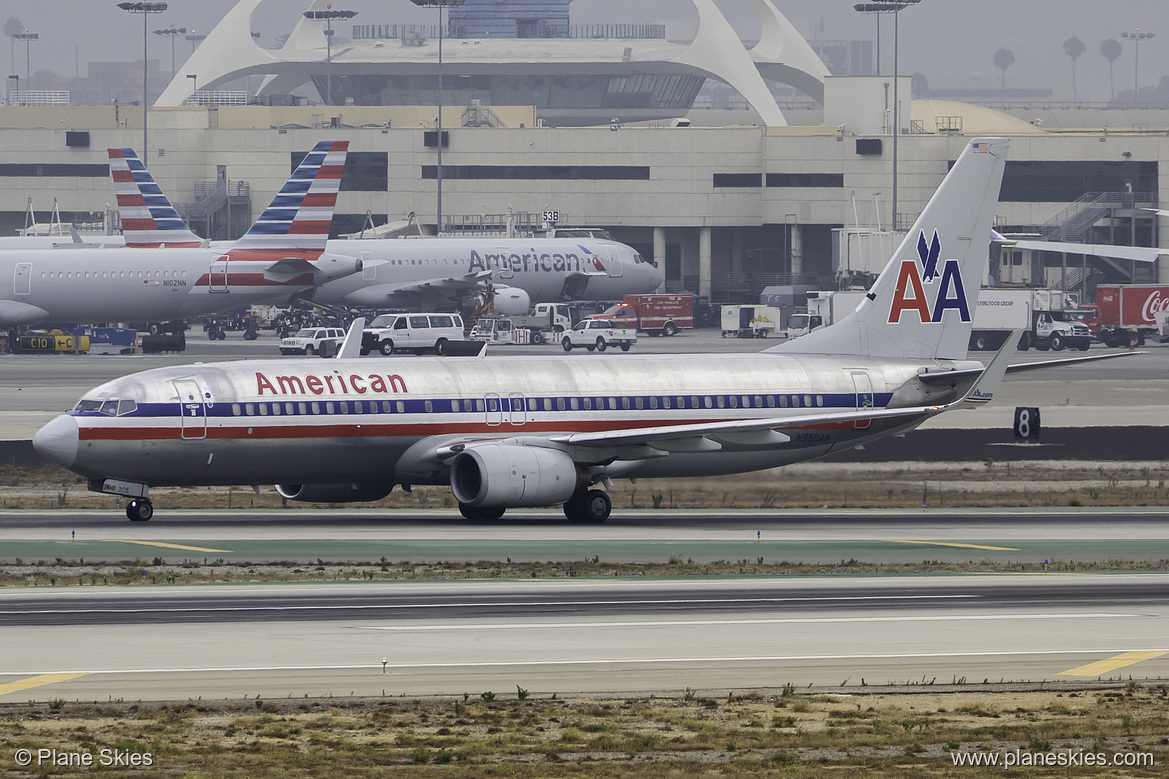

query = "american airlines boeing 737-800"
0;141;360;329
34;138;1129;522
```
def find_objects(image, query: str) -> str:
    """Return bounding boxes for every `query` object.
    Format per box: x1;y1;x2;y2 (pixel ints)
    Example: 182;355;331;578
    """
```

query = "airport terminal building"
0;0;1164;303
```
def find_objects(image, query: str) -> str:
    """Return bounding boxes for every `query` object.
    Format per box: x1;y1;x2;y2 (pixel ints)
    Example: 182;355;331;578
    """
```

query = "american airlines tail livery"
0;141;361;329
33;138;1128;522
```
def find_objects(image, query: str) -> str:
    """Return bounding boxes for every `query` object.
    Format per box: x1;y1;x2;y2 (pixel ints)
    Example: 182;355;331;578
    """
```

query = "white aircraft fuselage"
304;237;660;308
0;246;362;327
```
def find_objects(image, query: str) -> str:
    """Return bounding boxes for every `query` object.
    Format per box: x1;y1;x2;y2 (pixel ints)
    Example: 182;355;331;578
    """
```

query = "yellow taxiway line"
1059;651;1169;677
889;540;1019;551
0;673;89;698
103;540;231;553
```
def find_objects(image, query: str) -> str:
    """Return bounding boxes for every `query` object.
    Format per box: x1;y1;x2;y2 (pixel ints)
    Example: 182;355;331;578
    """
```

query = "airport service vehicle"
508;302;573;340
34;138;1128;524
1080;284;1169;347
720;305;781;338
560;319;636;352
0;143;360;332
469;318;533;345
360;313;465;355
969;288;1091;351
280;327;346;356
587;294;693;336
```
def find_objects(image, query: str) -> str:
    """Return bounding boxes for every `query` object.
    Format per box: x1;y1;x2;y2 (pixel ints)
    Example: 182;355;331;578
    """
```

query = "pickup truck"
561;319;636;352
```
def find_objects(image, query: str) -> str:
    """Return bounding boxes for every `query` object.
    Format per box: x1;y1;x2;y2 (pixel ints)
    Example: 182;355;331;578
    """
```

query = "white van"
361;313;465;355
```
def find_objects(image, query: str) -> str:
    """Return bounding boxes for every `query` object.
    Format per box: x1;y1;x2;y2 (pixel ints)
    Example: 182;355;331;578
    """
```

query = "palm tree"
1100;38;1123;100
993;48;1015;94
1063;36;1086;101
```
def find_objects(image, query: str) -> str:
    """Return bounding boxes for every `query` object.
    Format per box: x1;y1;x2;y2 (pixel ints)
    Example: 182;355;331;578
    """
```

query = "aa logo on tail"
887;230;971;324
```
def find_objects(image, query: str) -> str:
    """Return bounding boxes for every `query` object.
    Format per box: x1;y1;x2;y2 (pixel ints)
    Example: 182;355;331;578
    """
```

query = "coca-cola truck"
586;294;694;336
1082;284;1169;347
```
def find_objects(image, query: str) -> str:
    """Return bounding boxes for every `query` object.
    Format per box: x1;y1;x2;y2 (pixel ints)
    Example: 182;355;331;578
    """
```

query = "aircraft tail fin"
769;137;1009;360
108;148;204;248
230;140;348;253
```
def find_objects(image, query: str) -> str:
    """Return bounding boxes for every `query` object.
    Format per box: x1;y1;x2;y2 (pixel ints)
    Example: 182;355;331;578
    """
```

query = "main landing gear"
563;489;612;523
126;498;154;521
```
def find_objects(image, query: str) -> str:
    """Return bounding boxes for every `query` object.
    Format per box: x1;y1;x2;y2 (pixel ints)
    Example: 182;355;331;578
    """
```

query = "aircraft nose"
33;415;79;469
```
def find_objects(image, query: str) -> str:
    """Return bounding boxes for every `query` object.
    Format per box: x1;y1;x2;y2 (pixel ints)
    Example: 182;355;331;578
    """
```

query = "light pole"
411;0;464;235
14;30;37;85
854;1;919;231
1121;29;1155;103
302;5;358;107
152;24;186;75
185;30;205;52
117;2;167;159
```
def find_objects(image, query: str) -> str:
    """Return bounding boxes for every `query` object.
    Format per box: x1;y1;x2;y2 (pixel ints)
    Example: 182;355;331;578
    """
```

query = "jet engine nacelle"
316;252;365;282
492;287;532;316
274;483;394;503
450;444;578;508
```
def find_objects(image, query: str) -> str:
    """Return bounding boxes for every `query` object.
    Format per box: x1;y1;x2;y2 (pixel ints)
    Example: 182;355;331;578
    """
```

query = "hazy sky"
6;0;1168;101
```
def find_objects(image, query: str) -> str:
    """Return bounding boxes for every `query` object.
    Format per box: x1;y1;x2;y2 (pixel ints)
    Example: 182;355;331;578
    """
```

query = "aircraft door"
14;263;31;295
603;246;623;277
493;247;514;279
851;371;873;430
508;393;526;426
173;379;207;440
208;255;228;293
484;392;503;426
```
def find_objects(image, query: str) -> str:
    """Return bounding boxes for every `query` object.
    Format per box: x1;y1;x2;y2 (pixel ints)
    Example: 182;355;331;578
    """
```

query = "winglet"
108;148;204;248
960;328;1020;407
336;317;366;359
231;140;348;253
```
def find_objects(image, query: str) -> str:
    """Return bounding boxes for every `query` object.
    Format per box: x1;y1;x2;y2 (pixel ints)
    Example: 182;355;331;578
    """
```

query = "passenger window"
259;404;268;416
355;401;364;413
804;395;813;407
780;396;788;408
246;403;255;415
312;402;320;414
299;403;307;414
728;396;738;409
424;400;433;413
766;396;775;408
635;398;644;410
382;400;391;413
544;398;552;411
609;398;618;410
475;398;486;412
817;396;824;407
570;398;579;410
621;398;630;410
271;403;281;416
755;395;763;408
649;397;658;409
704;397;713;409
339;402;349;414
717;396;726;408
663;397;671;409
232;403;241;416
326;402;335;413
556;398;566;411
583;397;592;410
396;401;405;413
792;396;800;408
691;396;700;409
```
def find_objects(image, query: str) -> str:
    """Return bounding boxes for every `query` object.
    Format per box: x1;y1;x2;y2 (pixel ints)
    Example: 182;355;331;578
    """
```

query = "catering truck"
783;290;866;339
1080;284;1169;347
969;288;1092;351
587;294;693;336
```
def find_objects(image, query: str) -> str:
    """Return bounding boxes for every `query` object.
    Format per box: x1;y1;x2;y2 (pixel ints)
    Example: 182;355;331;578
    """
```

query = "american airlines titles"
255;371;408;397
467;249;604;274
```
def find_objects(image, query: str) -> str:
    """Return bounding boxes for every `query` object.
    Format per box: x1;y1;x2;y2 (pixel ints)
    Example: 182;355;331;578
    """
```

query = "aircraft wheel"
596;338;607;352
126;499;153;522
663;322;678;337
458;503;506;521
379;339;395;356
565;489;611;523
562;338;572;352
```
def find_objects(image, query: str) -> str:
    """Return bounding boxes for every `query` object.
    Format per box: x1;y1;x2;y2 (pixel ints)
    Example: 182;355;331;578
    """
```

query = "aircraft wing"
1010;240;1167;263
342;271;493;306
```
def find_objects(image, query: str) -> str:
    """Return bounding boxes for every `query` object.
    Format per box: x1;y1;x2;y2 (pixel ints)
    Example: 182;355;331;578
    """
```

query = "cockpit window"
74;399;137;416
633;253;645;264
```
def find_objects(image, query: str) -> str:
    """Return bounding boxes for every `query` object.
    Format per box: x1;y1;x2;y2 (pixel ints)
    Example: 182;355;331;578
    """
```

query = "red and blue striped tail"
231;140;348;253
108;148;204;248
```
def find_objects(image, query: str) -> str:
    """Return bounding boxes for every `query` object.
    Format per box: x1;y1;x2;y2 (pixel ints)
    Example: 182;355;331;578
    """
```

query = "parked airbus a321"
0;141;360;329
33;138;1129;522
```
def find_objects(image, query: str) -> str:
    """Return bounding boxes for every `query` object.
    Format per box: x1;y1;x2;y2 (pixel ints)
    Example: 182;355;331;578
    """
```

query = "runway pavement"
2;508;1169;564
1;574;1167;702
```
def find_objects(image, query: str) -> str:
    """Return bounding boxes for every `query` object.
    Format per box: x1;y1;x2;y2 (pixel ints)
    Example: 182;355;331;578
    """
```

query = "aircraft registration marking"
1058;650;1169;677
889;540;1019;551
103;540;231;553
0;673;89;698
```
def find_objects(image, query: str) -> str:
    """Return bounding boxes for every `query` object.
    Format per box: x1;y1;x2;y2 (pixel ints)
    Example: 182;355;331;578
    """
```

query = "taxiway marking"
1058;650;1169;677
